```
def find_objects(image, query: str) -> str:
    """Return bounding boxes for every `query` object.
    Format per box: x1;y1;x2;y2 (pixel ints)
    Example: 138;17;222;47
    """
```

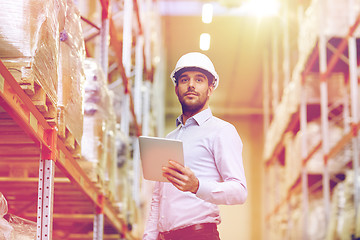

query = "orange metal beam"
303;141;322;166
322;13;360;79
0;60;51;150
265;111;300;167
100;0;110;20
303;47;319;75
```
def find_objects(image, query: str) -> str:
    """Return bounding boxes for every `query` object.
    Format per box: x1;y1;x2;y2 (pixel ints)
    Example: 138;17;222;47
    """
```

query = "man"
143;52;247;240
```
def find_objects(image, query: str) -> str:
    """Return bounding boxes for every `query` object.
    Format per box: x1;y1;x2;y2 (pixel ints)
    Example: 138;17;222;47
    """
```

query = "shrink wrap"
81;59;116;191
327;170;357;240
58;0;86;145
0;193;36;240
0;0;60;109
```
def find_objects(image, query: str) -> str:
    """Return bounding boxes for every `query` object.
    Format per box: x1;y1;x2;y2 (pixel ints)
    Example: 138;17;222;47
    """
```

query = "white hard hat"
170;52;219;90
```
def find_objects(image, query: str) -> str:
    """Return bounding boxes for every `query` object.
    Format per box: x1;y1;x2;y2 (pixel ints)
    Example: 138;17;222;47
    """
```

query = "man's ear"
208;85;214;97
175;85;179;97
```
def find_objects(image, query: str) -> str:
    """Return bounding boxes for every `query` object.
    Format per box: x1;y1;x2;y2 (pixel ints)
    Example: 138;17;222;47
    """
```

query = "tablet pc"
139;136;184;182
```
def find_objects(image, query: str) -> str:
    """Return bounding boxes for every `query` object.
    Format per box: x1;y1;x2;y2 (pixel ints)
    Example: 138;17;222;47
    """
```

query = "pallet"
77;160;105;191
3;59;57;121
57;106;82;158
58;125;81;158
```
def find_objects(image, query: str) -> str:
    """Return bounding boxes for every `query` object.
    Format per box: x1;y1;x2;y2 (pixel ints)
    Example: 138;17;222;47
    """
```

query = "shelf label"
0;74;4;93
29;112;38;132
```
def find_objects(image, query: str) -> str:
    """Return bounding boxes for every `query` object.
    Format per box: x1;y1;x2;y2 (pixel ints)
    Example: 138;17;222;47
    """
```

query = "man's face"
175;70;214;113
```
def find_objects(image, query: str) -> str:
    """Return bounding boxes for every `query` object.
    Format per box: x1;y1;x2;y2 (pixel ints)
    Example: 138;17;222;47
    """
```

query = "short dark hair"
174;67;214;86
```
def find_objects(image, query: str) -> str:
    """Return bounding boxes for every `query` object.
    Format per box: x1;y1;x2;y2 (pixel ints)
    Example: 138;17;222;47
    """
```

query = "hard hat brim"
170;66;219;89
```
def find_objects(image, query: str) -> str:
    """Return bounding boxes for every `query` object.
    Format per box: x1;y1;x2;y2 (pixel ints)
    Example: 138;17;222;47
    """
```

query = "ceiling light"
243;0;280;17
200;33;211;51
202;3;213;23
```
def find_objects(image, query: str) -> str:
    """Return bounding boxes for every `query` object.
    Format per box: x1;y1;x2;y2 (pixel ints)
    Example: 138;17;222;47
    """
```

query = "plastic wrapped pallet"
298;0;360;68
81;58;114;187
267;163;287;214
115;130;131;205
289;194;303;239
292;118;346;175
0;0;60;117
307;191;327;240
264;70;345;163
0;193;36;240
0;193;11;239
356;189;360;238
284;132;297;190
58;0;86;150
299;120;344;174
305;73;345;104
264;74;301;161
327;170;356;240
104;91;117;200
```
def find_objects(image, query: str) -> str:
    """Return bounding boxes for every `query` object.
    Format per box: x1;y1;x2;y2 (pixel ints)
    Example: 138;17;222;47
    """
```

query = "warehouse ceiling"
159;0;278;122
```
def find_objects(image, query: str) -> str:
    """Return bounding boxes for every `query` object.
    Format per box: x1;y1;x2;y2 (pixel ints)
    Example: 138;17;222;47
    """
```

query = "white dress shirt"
143;108;247;240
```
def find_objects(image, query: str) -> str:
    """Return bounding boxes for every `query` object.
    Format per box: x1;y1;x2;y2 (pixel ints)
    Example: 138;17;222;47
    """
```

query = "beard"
178;90;209;114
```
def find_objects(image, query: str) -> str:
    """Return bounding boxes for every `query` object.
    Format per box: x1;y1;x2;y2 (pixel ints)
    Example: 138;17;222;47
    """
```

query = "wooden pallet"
59;125;81;158
3;59;57;122
57;106;82;158
77;160;105;191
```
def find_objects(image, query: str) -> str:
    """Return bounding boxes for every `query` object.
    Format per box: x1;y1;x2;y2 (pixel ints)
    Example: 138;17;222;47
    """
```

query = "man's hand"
162;160;199;194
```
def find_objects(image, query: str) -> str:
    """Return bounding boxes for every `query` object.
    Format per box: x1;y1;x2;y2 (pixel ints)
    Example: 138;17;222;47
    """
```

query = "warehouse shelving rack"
263;1;360;239
0;59;135;239
0;0;162;238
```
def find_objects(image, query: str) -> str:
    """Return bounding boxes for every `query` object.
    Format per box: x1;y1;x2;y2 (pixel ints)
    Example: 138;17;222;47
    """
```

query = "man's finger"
163;173;186;190
162;167;184;179
169;160;185;169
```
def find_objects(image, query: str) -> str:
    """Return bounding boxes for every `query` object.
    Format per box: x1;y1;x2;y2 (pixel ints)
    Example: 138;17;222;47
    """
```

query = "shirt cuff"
196;179;217;201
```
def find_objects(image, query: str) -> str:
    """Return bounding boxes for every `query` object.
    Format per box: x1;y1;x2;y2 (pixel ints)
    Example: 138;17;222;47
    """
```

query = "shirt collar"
176;108;213;127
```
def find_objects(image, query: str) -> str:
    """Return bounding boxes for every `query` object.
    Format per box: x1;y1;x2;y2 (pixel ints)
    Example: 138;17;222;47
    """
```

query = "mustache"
185;90;199;96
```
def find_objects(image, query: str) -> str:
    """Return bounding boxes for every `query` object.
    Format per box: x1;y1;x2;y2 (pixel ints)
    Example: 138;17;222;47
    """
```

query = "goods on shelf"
267;162;287;214
265;0;360;239
58;0;86;151
285;119;345;189
305;73;345;105
287;191;327;240
80;58;117;194
115;129;131;201
298;0;360;69
0;0;60;118
357;200;360;238
289;194;303;239
0;193;36;240
284;131;296;190
104;107;118;200
269;204;288;239
307;192;327;240
263;75;301;161
326;170;357;240
264;71;345;162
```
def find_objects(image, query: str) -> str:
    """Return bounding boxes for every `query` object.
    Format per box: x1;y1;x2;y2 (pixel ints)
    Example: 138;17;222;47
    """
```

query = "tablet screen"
139;136;184;182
